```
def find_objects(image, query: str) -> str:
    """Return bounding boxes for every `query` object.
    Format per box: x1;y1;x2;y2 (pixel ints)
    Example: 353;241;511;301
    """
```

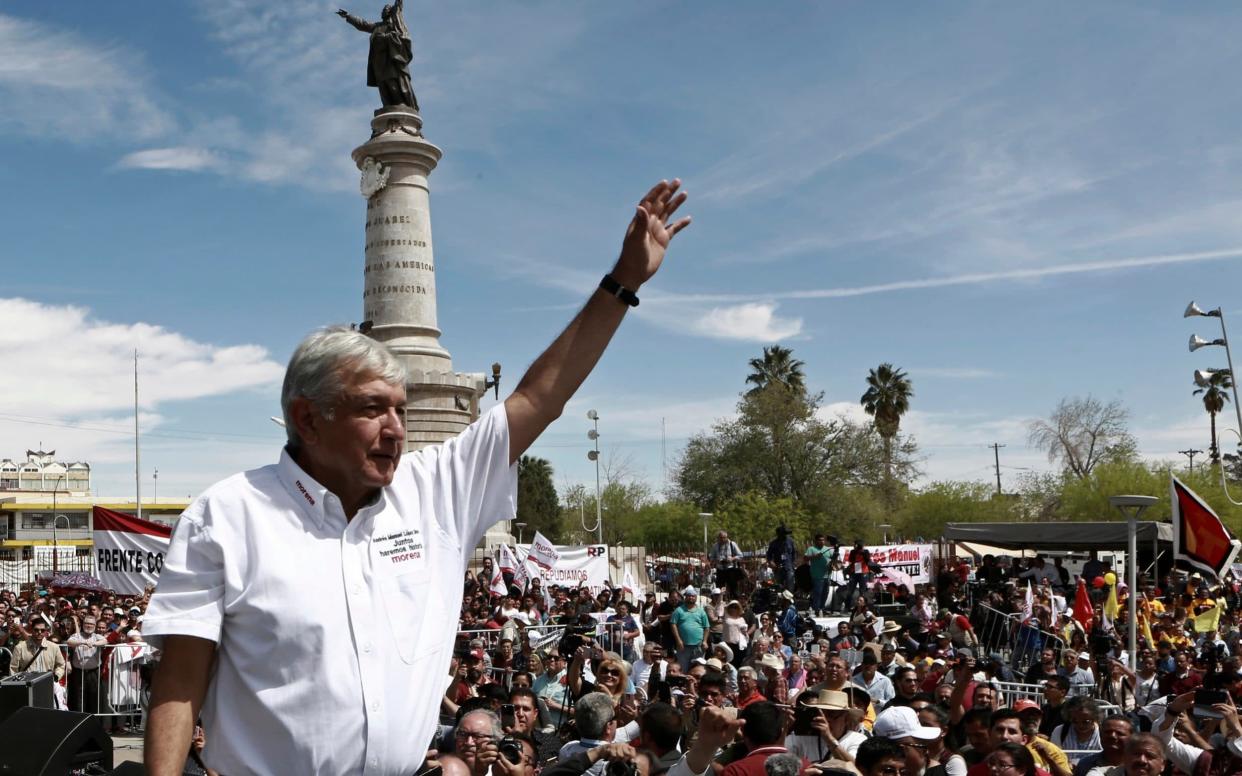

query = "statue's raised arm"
337;2;418;110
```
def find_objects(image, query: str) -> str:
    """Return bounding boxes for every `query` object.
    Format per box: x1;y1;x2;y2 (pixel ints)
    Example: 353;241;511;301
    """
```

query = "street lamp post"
698;512;713;549
50;473;66;575
1108;494;1157;671
586;410;603;543
1187;301;1242;503
52;514;71;576
515;521;527;544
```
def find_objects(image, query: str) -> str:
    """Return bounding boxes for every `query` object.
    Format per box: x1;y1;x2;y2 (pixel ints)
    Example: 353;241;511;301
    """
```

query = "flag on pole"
497;543;520;573
512;556;529;592
623;568;642;599
1103;580;1121;621
1021;580;1034;623
490;567;508;597
1072;578;1094;632
1171;475;1242;579
527;531;561;570
1194;603;1221;633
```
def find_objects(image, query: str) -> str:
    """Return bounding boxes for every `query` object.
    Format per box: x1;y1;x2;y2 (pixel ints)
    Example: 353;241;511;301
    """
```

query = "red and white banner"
518;543;609;593
92;507;172;595
866;543;933;585
1171;476;1241;579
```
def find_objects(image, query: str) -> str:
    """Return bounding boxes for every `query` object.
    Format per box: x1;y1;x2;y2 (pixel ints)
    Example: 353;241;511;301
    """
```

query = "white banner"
518;543;609;593
93;507;171;595
866;544;933;586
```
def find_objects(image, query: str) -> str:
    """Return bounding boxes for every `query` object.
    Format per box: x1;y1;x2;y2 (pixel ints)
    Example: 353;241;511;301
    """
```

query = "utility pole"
1179;448;1204;474
990;443;1006;495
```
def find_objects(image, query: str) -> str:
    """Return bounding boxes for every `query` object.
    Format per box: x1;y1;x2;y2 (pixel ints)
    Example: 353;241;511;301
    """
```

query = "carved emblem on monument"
359;157;390;199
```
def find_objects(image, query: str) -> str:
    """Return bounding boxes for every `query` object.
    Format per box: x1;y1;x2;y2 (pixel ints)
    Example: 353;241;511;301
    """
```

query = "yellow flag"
1194;604;1221;633
1139;611;1155;646
1103;582;1120;620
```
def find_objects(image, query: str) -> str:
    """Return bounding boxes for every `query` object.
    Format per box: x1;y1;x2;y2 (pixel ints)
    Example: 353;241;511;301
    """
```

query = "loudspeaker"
0;706;113;774
874;603;908;619
0;670;54;724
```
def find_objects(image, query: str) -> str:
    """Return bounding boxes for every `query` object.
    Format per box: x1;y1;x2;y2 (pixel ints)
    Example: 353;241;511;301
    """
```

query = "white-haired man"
142;180;691;775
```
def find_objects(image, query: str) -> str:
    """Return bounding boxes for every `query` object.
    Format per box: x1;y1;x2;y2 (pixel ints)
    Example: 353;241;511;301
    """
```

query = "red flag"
1171;476;1241;579
1072;578;1094;633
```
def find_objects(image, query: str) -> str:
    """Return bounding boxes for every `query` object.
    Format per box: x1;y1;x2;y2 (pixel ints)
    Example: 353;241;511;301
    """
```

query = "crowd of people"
0;586;155;734
6;523;1242;776
438;528;1242;776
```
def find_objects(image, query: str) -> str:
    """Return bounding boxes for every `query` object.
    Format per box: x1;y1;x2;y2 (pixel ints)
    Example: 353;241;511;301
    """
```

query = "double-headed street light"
1109;495;1157;671
1185;301;1242;504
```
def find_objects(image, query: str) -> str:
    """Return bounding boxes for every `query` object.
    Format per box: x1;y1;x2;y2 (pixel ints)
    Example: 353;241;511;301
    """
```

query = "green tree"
517;456;561;541
746;345;806;396
860;363;914;490
714;492;811;548
894;481;1014;540
1194;371;1233;463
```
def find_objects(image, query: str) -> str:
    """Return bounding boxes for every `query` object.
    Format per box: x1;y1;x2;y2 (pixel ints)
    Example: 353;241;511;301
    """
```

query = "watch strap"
599;274;640;307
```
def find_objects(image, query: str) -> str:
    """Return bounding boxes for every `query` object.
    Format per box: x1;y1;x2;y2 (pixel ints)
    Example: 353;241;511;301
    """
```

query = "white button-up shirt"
143;405;516;776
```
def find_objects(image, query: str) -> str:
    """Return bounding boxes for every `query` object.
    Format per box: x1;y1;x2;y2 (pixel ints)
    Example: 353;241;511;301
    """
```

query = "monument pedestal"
351;108;485;450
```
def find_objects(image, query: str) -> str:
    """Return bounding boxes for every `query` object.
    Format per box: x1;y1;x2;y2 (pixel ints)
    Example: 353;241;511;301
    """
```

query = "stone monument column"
351;107;487;450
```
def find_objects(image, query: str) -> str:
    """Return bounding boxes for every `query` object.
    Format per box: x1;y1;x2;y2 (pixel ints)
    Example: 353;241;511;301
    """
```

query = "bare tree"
1028;395;1137;479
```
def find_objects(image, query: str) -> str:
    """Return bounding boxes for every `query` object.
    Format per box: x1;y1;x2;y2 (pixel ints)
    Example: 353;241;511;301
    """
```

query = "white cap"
682;586;698;597
873;707;942;742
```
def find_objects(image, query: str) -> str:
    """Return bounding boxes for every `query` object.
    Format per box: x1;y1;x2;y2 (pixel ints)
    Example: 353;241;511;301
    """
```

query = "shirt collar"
277;448;331;531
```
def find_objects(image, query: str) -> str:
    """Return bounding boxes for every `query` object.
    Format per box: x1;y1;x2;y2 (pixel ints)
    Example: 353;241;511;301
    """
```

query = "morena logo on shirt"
295;481;316;506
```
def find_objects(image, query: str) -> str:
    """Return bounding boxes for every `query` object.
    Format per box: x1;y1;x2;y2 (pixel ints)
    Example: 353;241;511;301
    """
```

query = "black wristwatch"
599;274;640;307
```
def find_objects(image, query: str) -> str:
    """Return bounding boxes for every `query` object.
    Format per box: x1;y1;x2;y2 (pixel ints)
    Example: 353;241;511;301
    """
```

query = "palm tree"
745;346;806;396
861;363;914;481
1194;371;1233;463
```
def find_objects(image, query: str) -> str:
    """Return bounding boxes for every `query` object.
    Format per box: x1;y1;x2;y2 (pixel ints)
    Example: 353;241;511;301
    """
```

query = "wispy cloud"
913;367;1001;380
649;246;1242;306
0;14;173;142
117;147;223;172
691;302;803;342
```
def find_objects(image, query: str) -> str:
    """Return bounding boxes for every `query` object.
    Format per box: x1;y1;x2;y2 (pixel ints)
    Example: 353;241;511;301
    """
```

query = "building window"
20;512;89;530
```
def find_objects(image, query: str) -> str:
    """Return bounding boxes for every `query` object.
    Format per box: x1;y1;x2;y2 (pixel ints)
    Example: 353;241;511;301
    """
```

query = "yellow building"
0;495;189;562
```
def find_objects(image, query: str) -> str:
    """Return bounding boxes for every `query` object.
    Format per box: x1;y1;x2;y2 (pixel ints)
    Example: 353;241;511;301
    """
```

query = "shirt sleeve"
430;403;518;554
140;507;225;649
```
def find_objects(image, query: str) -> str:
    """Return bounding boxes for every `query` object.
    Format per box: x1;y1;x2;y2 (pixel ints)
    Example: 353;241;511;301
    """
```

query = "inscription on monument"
365;260;435;274
363;284;428;297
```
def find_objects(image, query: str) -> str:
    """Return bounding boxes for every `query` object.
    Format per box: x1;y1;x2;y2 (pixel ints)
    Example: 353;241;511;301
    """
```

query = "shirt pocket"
381;567;446;665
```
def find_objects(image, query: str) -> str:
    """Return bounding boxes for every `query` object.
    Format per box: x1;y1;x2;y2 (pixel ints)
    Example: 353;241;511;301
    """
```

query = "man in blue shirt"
672;586;710;671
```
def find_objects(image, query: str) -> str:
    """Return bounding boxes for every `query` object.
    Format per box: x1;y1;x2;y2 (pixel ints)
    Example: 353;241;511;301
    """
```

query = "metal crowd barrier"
28;642;158;731
972;603;1065;674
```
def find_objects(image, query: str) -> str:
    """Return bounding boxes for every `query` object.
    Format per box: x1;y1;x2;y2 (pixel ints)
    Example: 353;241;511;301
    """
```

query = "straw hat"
802;689;850;710
759;653;785;672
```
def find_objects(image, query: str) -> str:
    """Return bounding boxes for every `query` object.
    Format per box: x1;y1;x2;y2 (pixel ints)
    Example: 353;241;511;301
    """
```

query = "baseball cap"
1013;699;1041;713
873;707;942;742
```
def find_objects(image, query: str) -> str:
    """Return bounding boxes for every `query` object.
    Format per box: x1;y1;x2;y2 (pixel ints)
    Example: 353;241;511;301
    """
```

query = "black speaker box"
0;706;113;775
874;603;909;619
0;671;54;724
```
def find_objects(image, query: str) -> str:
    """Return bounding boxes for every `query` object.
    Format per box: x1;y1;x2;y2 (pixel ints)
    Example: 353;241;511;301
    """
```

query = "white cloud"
116;147;223;172
0;298;284;418
913;367;1001;379
690;302;803;342
0;14;173;141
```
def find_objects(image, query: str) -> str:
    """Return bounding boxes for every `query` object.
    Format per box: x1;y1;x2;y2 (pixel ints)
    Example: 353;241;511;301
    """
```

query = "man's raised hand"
612;179;691;290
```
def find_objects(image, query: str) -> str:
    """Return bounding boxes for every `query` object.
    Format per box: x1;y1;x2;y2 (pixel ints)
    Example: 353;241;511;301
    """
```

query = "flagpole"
134;349;142;521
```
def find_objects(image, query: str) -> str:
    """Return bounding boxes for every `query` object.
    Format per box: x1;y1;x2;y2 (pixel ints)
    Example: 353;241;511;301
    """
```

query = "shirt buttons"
371;702;380;712
352;585;362;595
363;642;372;653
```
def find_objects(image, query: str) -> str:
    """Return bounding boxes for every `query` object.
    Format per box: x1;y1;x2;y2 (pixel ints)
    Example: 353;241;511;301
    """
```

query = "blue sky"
4;2;1242;502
